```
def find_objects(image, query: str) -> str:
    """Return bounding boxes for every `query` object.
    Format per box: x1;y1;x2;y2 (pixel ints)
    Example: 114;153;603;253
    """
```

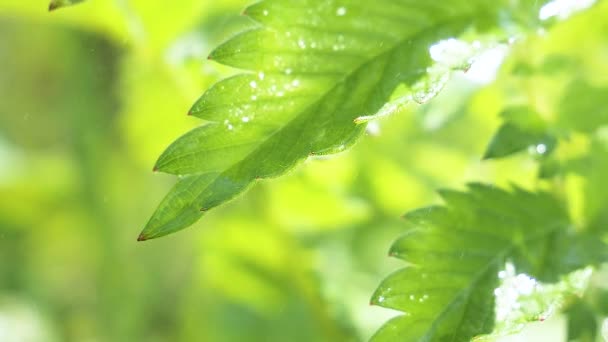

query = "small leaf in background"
483;106;556;160
49;0;85;11
483;122;556;160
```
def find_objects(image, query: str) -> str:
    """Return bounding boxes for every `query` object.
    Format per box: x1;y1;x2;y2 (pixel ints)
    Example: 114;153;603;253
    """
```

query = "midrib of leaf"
142;6;492;239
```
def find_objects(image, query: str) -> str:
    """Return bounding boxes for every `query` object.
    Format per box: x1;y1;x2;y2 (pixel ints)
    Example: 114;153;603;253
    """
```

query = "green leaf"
49;0;85;11
141;0;533;240
483;123;556;160
566;300;597;342
482;1;608;162
558;79;608;134
484;106;556;159
370;184;572;341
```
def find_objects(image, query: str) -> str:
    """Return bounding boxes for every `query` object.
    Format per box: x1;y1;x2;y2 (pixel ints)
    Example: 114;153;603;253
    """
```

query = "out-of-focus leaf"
371;184;576;341
483;1;608;160
566;300;597;342
142;0;539;240
558;79;608;134
49;0;85;11
484;106;556;159
484;122;555;159
3;0;250;54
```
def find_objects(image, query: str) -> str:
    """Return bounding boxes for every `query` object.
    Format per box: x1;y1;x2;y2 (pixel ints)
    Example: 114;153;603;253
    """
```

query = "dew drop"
536;143;547;154
223;119;234;131
291;79;300;87
285;68;293;75
378;296;385;303
258;72;265;80
250;95;258;101
298;39;307;49
336;6;347;16
242;116;250;123
262;9;269;16
249;80;258;89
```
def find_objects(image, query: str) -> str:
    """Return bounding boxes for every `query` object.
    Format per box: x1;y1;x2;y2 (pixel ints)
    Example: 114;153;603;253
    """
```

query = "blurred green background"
0;1;545;341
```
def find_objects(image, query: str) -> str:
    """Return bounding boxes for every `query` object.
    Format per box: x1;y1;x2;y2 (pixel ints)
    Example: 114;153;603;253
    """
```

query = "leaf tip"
481;150;495;161
369;295;383;306
48;2;59;11
137;233;148;242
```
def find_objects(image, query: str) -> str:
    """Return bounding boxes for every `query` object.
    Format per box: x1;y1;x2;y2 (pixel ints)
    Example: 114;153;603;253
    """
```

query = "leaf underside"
141;0;512;240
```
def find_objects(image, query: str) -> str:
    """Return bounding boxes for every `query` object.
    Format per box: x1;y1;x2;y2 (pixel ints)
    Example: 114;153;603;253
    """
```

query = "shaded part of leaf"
507;228;608;283
538;157;562;178
483;122;556;159
484;106;556;160
566;299;597;342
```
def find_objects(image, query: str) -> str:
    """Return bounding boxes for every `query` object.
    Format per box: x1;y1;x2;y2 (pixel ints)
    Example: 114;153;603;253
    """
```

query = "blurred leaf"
558;79;608;134
49;0;85;11
484;121;555;160
482;1;608;163
484;107;555;160
370;184;585;341
142;0;539;240
566;300;597;342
